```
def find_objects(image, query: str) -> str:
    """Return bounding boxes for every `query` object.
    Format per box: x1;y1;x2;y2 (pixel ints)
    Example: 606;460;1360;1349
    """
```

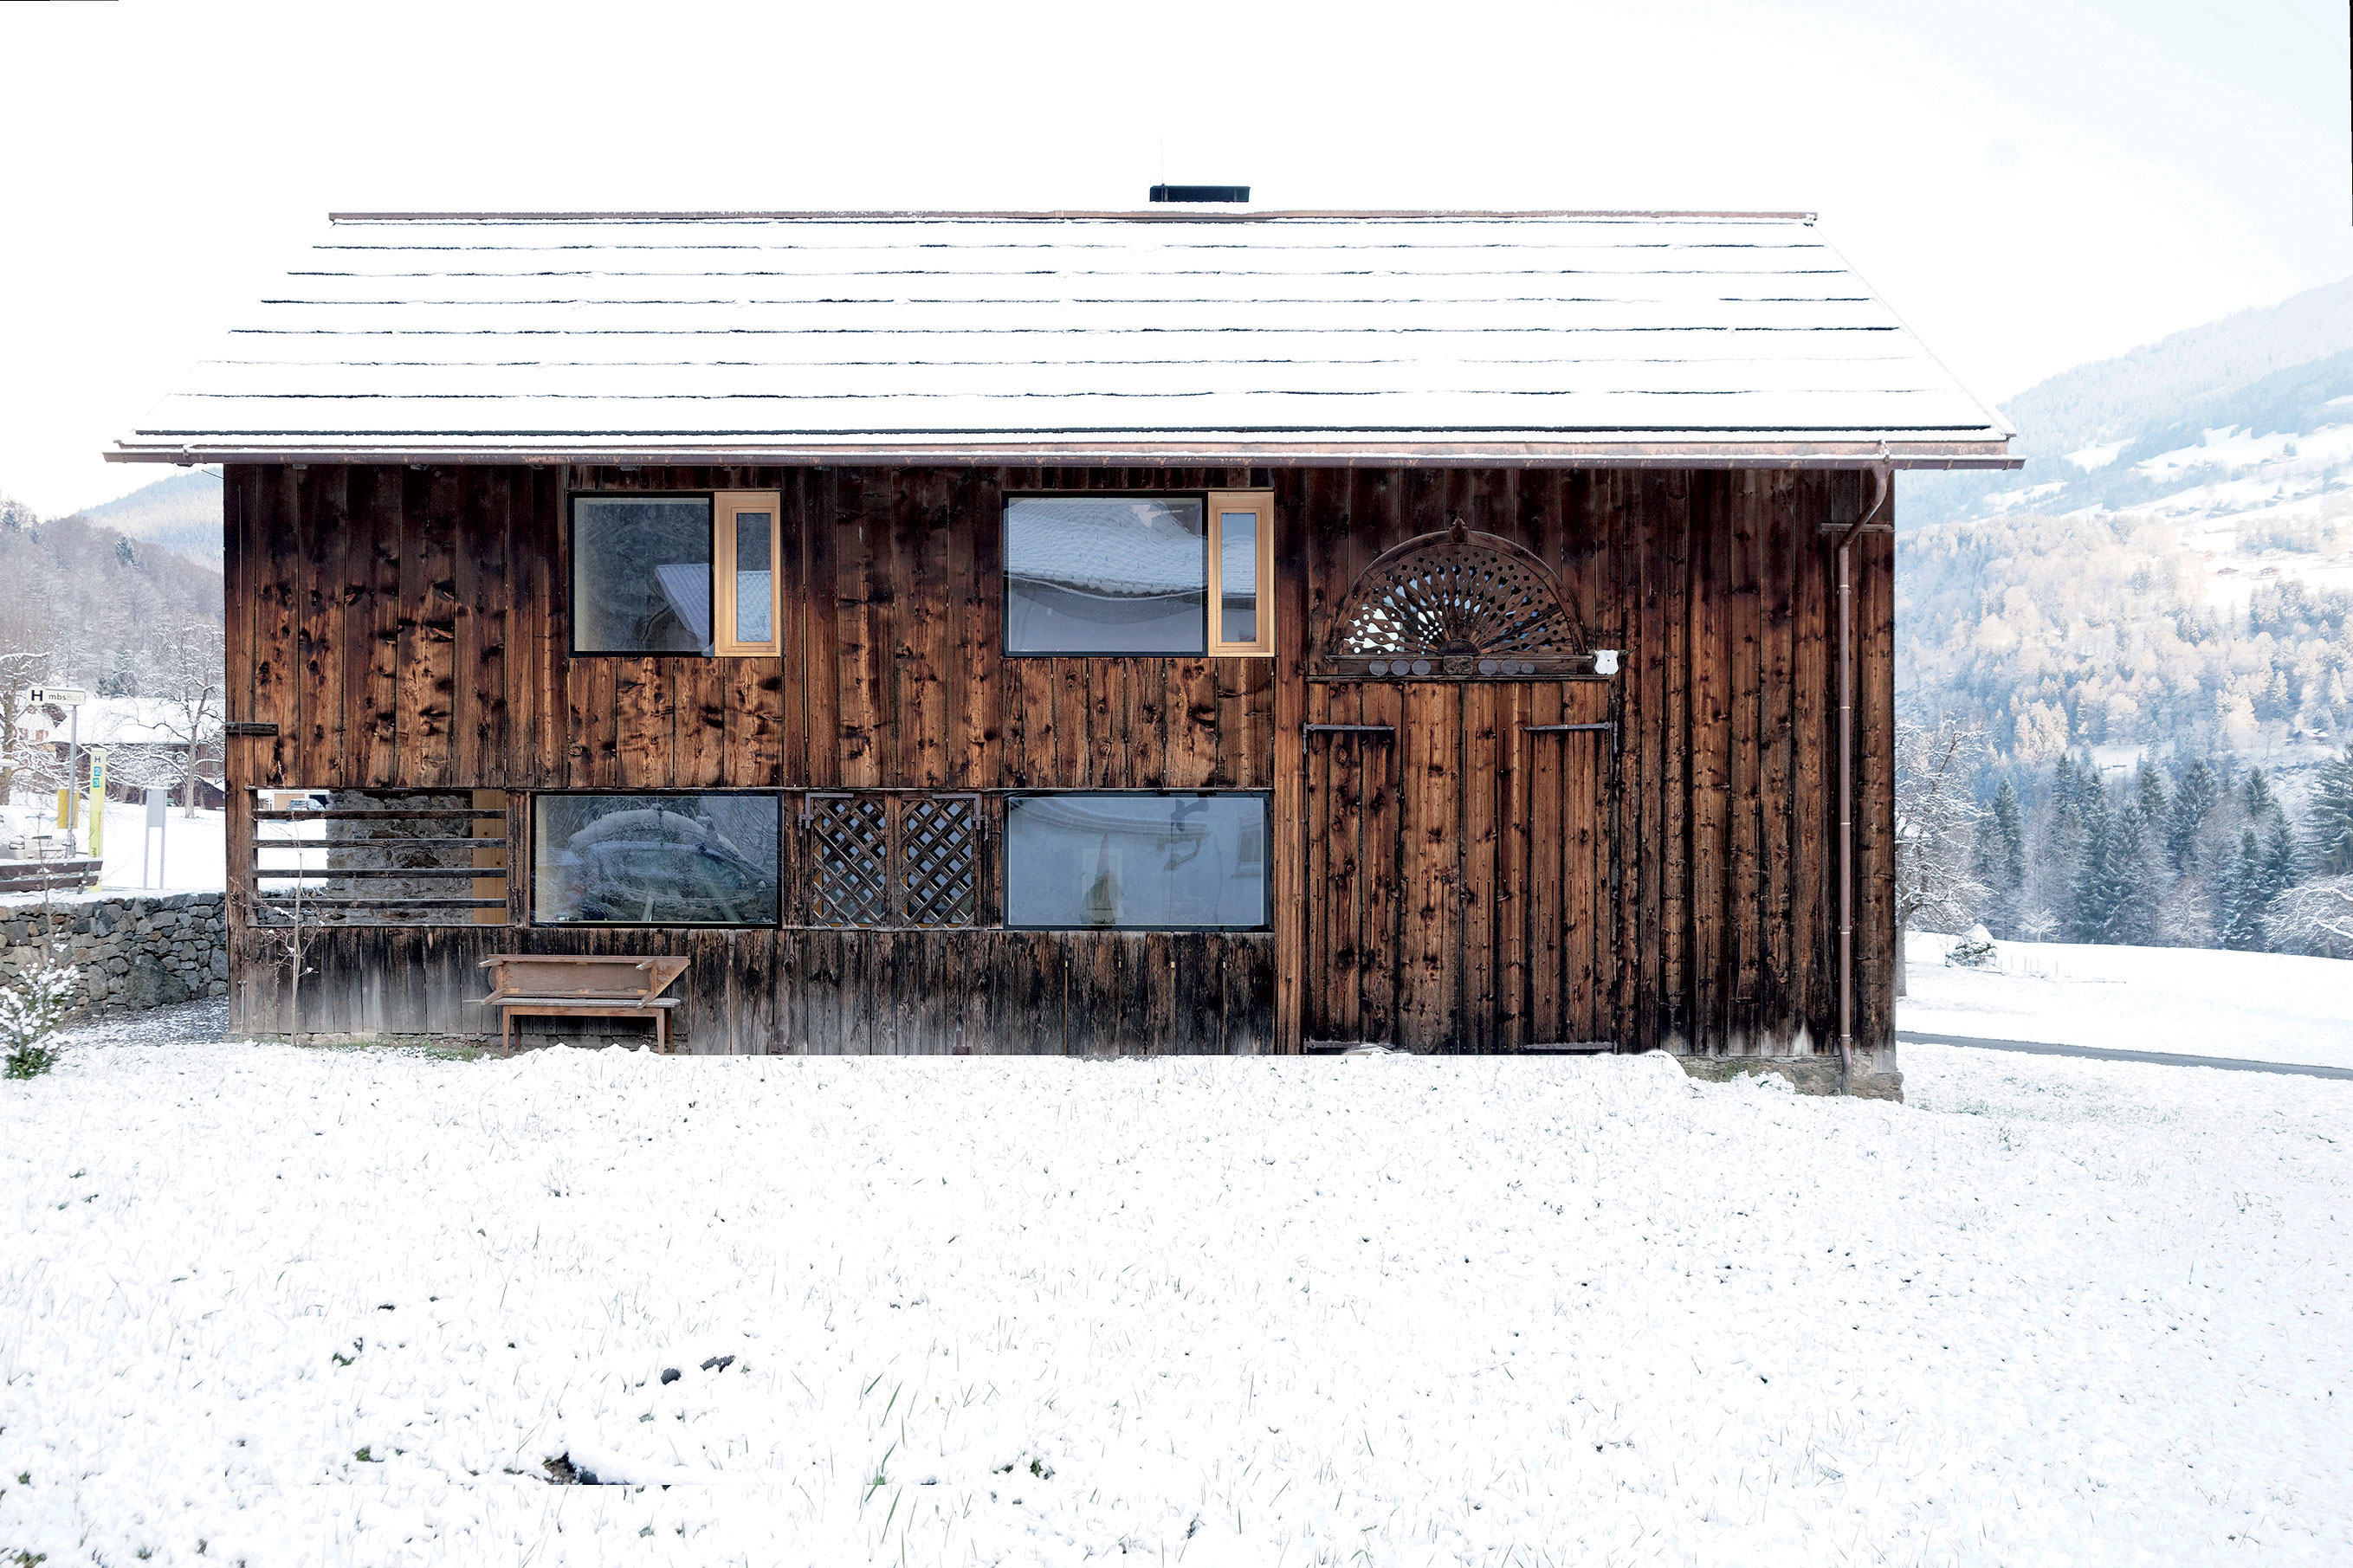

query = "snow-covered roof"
110;210;2016;469
23;697;196;747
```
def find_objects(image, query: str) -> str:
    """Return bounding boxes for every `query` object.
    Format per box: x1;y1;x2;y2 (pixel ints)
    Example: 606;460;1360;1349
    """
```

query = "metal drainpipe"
1836;466;1892;1093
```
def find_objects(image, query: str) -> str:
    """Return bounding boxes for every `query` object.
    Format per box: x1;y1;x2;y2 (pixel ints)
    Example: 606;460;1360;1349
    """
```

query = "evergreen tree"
2166;758;2220;874
2053;753;2091;811
2309;746;2353;876
2243;767;2283;828
2068;788;2120;944
1971;778;2027;935
1991;778;2025;885
2220;829;2270;951
2135;762;2169;827
2022;757;2090;937
2262;817;2302;906
2104;805;2162;945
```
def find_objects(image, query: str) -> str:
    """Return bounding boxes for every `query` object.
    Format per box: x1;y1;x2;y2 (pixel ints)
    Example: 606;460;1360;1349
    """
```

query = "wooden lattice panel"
898;796;979;927
807;795;890;926
1328;526;1581;661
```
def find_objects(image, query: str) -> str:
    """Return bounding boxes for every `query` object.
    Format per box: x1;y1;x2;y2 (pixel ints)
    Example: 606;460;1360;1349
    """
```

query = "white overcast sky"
1;0;2346;517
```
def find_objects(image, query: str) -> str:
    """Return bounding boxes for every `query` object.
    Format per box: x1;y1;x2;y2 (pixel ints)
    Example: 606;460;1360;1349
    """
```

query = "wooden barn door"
1303;681;1614;1051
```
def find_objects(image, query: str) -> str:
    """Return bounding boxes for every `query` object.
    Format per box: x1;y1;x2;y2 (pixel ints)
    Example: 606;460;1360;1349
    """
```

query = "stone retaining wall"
0;891;229;1014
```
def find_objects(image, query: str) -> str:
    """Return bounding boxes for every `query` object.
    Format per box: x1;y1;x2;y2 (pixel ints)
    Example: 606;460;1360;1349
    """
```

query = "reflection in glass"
573;498;714;655
1219;510;1258;643
1005;793;1267;928
533;794;780;925
1005;498;1206;653
734;511;773;645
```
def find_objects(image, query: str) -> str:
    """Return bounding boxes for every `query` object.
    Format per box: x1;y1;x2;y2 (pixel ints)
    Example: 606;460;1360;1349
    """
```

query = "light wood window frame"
712;491;783;657
1206;490;1277;657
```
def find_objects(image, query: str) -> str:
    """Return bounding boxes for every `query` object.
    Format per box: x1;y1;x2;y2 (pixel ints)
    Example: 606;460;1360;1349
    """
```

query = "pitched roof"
110;210;2015;468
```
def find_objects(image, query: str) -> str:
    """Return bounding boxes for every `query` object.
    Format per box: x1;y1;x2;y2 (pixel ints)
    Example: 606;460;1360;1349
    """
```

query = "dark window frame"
999;788;1273;932
566;491;785;661
567;491;715;660
526;788;787;929
1000;491;1212;659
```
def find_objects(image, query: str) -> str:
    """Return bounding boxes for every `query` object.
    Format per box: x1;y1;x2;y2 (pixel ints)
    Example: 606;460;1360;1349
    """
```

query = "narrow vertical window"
714;491;782;657
1206;491;1275;656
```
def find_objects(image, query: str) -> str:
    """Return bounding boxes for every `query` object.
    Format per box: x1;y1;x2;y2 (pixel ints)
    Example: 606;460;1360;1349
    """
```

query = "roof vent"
1149;184;1250;203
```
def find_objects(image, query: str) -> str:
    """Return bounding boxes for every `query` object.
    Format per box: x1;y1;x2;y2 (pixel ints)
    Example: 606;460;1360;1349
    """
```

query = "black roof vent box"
1148;184;1250;203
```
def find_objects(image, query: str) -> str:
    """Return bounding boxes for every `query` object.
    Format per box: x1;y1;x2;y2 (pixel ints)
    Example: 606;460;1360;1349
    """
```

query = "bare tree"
2265;875;2353;959
1895;719;1990;996
136;620;225;818
0;604;60;814
234;797;319;1046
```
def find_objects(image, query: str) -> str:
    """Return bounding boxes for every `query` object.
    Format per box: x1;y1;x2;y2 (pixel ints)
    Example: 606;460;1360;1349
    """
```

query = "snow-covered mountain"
1906;274;2353;532
72;468;223;565
1897;276;2353;799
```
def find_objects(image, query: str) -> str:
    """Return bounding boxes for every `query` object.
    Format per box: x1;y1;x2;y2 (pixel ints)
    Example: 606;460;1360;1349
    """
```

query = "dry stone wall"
0;891;228;1014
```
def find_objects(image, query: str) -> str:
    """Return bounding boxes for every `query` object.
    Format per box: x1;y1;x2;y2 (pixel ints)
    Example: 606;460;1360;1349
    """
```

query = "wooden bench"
478;954;690;1055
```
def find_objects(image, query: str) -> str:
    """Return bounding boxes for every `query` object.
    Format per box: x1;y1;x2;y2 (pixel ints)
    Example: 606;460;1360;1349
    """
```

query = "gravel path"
50;997;229;1050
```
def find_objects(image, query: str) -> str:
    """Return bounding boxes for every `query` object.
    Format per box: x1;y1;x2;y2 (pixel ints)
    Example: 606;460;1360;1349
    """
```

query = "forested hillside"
1887;268;2353;957
1926;739;2353;959
0;489;223;690
0;484;226;816
76;468;223;565
1897;511;2351;770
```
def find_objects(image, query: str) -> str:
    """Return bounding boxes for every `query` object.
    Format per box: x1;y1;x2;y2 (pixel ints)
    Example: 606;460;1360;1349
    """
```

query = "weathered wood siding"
1276;468;1891;1056
227;464;1273;795
223;462;1895;1056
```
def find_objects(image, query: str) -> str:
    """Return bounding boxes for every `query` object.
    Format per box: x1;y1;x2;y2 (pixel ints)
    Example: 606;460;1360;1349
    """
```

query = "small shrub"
1944;925;2000;971
1;963;80;1080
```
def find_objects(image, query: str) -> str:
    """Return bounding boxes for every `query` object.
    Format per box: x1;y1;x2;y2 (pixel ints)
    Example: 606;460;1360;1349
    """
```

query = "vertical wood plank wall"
223;462;1895;1056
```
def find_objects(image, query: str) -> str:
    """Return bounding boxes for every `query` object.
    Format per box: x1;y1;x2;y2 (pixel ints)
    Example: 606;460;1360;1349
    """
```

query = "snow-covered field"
4;1023;2349;1565
0;798;225;893
95;800;225;892
1903;932;2353;1070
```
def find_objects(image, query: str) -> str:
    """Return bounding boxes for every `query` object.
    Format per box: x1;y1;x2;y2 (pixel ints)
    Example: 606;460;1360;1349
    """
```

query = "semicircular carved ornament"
1323;521;1592;675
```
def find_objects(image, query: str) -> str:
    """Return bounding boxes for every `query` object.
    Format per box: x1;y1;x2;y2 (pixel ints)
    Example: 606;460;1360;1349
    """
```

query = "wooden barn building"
111;205;2014;1094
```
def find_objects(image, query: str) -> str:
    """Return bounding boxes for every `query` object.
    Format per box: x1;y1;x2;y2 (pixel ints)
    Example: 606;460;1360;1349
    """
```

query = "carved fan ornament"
1323;521;1600;678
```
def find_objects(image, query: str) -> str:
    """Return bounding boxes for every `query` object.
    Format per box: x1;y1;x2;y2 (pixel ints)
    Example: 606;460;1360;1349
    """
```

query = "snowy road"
1899;1029;2353;1079
3;1037;2349;1565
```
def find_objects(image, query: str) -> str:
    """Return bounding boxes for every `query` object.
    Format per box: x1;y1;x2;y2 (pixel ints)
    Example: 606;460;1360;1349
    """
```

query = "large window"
1004;792;1268;929
1004;494;1272;656
532;793;782;926
571;493;780;657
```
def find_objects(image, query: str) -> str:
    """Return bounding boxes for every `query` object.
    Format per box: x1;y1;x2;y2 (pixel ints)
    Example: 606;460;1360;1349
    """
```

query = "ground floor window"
1004;792;1268;930
531;793;782;926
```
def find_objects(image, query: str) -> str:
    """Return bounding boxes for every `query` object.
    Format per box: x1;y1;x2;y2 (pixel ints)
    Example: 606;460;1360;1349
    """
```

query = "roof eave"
109;435;2020;470
325;208;1822;224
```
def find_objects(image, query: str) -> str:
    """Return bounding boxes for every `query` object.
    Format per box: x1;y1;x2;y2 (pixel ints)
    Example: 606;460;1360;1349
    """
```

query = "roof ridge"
326;209;1820;224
